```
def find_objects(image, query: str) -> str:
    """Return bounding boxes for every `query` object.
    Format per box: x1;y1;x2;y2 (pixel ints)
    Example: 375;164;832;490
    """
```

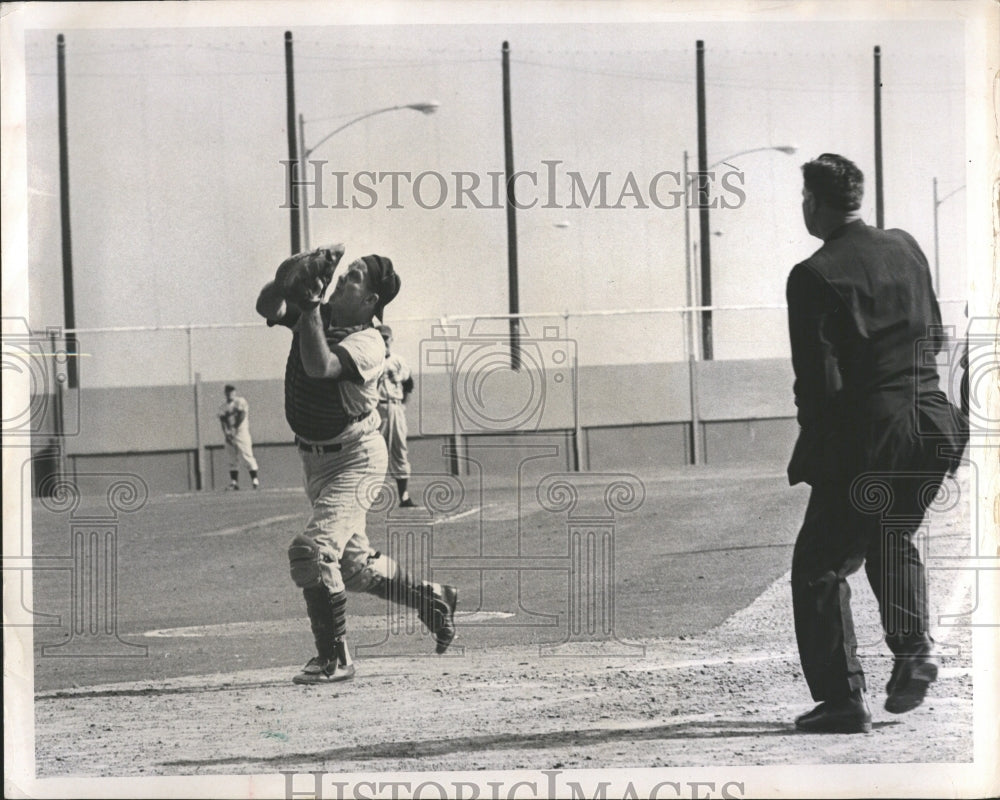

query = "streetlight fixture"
708;145;798;171
932;177;965;295
296;101;440;250
685;144;797;361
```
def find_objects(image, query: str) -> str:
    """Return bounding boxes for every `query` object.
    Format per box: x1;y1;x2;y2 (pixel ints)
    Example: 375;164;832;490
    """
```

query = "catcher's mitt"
274;243;346;309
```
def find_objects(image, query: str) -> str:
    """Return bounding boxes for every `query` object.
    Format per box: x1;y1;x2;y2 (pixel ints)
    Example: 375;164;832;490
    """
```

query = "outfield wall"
30;358;801;494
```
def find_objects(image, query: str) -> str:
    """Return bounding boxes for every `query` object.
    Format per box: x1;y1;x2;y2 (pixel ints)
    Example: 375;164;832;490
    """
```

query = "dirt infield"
27;468;809;692
32;497;975;776
15;466;993;799
31;573;974;779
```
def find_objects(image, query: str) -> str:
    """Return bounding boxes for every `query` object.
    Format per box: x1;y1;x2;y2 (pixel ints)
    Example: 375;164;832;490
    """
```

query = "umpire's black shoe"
795;690;872;734
886;657;906;697
885;654;938;714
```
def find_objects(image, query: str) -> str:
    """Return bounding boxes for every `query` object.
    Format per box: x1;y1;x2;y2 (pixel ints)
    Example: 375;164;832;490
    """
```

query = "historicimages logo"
281;159;747;212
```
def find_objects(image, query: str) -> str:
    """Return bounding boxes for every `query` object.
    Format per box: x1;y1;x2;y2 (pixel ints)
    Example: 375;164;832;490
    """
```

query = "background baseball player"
377;325;416;508
255;243;458;685
218;384;260;490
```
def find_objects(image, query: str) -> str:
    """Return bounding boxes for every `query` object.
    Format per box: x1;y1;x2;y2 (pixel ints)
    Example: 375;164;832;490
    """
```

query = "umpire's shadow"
162;717;901;770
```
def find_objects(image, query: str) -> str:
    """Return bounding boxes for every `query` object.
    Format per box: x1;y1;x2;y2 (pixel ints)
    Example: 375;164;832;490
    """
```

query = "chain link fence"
51;299;967;390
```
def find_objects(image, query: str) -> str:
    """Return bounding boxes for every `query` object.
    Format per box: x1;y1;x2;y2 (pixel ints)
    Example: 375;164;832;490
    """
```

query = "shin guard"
302;585;348;660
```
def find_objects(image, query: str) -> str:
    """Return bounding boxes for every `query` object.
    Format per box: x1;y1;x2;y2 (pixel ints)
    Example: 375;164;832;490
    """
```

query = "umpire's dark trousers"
790;465;946;703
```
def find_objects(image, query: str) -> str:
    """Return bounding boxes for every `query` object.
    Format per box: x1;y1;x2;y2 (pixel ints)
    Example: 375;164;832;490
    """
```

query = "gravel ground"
16;469;992;799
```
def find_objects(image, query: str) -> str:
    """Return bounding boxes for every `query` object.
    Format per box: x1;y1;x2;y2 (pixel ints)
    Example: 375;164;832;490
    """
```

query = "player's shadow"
162;718;902;769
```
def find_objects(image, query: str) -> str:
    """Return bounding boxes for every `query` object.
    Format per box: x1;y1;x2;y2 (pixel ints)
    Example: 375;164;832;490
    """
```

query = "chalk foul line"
142;611;515;638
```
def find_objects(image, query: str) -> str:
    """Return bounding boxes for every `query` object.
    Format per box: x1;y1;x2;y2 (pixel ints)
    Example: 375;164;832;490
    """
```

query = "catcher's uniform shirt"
270;303;389;593
273;304;384;442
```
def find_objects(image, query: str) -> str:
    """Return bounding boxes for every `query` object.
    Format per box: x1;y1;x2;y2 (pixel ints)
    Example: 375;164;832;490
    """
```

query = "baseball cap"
361;254;400;321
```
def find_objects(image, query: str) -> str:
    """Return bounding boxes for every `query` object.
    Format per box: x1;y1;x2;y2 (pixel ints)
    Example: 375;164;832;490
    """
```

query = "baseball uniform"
218;390;259;489
378;350;412;482
261;251;456;685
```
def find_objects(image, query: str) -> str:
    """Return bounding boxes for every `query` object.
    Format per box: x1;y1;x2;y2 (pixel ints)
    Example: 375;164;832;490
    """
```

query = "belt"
378;399;402;405
296;438;342;454
295;412;370;454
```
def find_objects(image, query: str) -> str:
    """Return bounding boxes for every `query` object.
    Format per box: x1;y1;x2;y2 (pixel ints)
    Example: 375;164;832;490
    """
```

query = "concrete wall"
66;450;199;493
702;419;799;467
66;385;198;454
579;363;694;425
584;423;691;471
32;359;802;494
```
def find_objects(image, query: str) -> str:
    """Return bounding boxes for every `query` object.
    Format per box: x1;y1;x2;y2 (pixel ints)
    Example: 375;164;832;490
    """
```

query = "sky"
6;2;980;386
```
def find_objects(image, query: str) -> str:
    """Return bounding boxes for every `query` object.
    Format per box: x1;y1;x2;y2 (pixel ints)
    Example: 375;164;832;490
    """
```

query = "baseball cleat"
292;656;356;685
430;585;458;654
399;498;418;508
252;478;260;489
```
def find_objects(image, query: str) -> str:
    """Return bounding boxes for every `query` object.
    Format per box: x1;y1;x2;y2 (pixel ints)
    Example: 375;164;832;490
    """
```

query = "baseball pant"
292;417;391;594
226;432;259;473
378;400;411;480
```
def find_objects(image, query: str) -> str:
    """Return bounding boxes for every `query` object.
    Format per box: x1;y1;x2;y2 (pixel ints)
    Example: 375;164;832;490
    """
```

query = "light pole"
685;145;797;360
708;146;798;171
932;177;965;295
296;101;440;251
56;34;78;390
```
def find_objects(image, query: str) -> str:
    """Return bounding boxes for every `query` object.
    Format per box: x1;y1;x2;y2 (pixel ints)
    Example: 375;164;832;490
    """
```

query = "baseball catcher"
256;243;458;684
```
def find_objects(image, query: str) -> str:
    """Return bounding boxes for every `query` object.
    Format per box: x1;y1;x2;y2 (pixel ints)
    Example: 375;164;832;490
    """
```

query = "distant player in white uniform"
377;325;416;507
218;384;260;490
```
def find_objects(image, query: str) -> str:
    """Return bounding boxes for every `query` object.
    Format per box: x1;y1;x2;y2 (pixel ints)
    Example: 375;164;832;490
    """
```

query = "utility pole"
874;45;884;229
696;40;713;360
502;41;521;371
57;34;78;389
285;31;301;255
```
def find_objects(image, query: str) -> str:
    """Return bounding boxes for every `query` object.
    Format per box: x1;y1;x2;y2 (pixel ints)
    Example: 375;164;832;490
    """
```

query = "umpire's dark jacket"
786;219;965;486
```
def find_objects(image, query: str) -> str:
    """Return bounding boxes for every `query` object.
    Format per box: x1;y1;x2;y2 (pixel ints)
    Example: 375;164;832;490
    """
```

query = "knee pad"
288;534;325;588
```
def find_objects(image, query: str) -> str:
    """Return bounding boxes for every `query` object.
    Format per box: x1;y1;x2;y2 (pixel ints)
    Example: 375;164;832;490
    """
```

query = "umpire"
786;154;967;733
